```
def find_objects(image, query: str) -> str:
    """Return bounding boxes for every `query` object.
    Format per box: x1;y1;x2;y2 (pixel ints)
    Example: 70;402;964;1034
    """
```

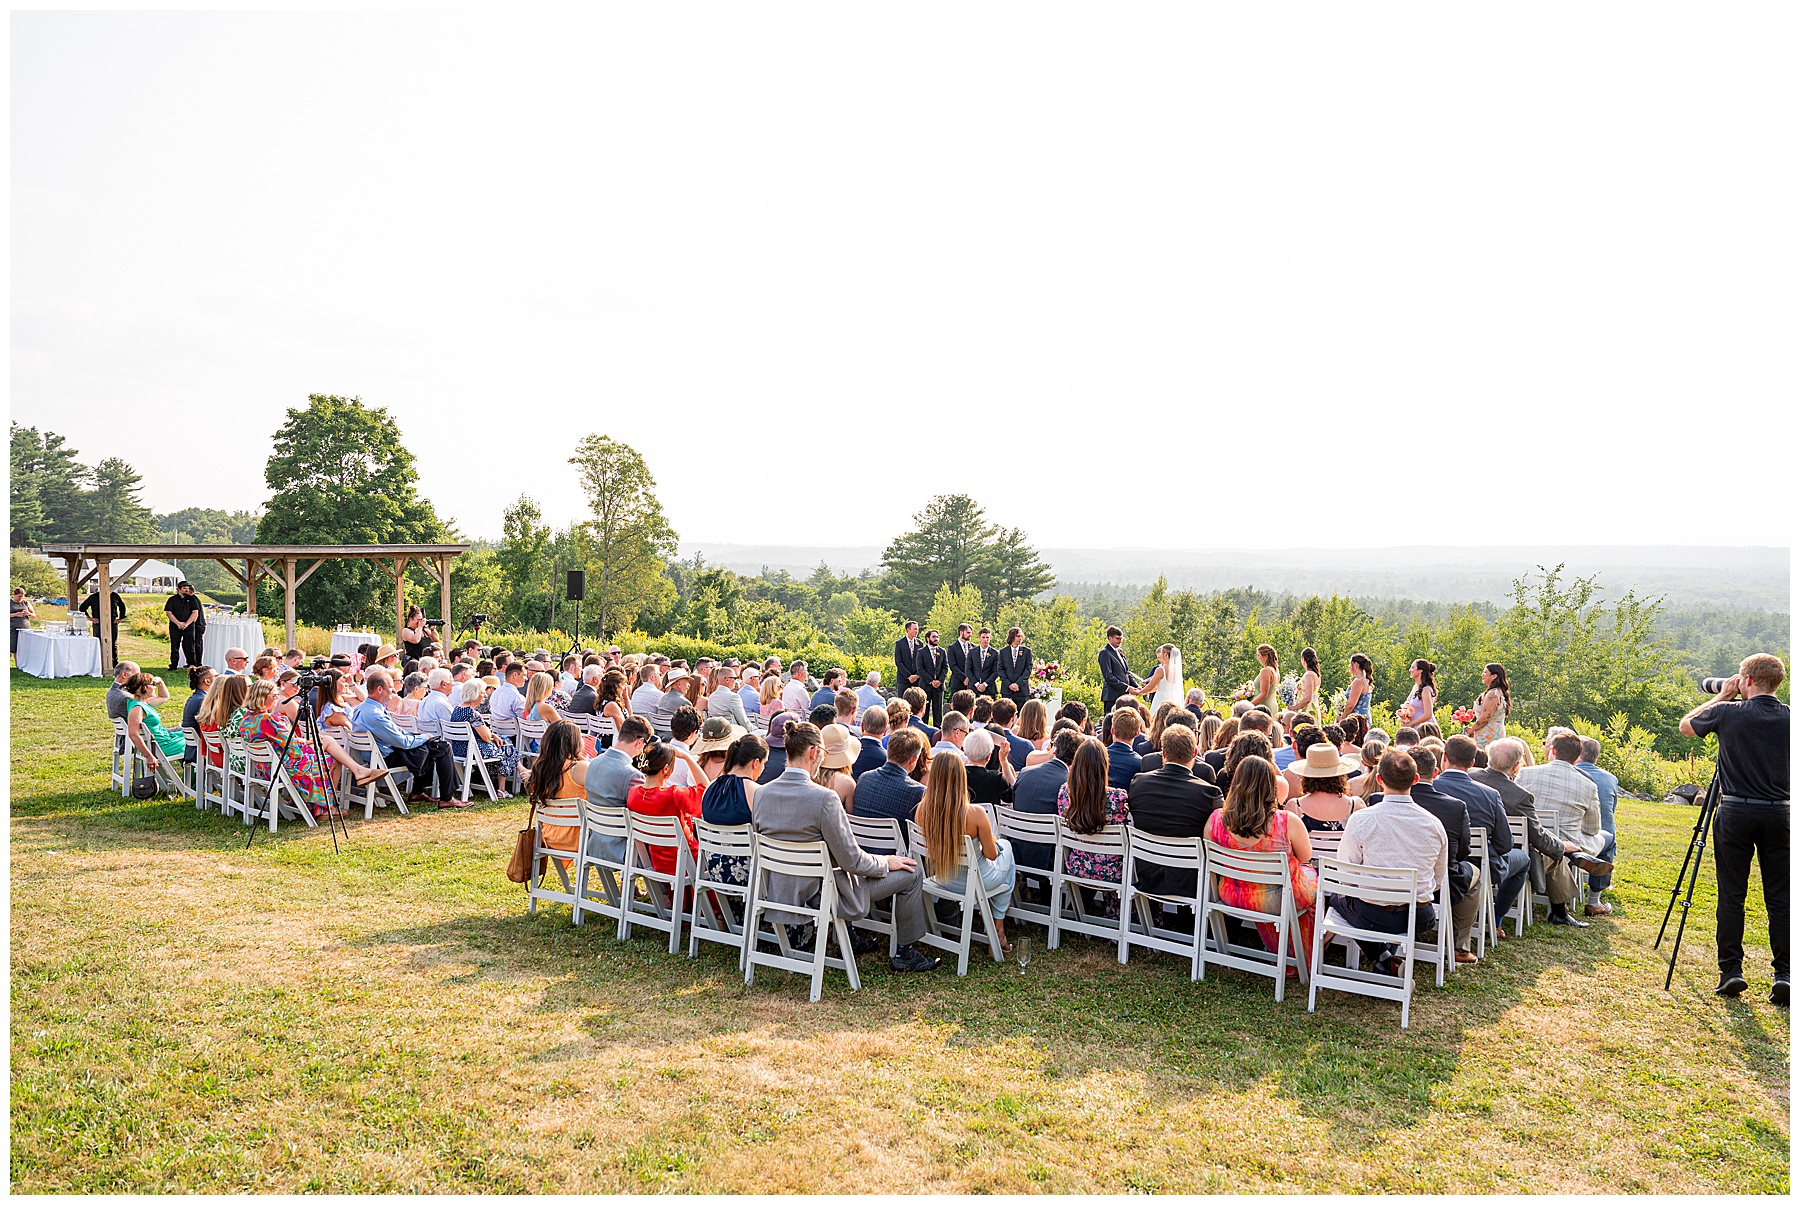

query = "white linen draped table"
16;630;104;678
200;616;269;669
331;631;382;658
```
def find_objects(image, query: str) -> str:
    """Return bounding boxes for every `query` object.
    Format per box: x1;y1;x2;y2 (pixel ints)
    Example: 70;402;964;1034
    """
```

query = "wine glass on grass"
1016;937;1031;975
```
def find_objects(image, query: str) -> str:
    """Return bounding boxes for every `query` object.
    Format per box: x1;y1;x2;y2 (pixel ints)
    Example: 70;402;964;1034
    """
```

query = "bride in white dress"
1136;644;1186;713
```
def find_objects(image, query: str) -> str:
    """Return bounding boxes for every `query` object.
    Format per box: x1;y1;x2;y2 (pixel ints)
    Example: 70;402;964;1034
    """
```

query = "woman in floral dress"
232;680;339;819
449;678;520;783
1466;662;1511;749
1206;755;1316;967
1055;737;1130;916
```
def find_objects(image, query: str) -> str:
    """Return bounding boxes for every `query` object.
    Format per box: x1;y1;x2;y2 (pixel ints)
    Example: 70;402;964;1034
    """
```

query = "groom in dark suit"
1099;625;1139;712
894;621;921;696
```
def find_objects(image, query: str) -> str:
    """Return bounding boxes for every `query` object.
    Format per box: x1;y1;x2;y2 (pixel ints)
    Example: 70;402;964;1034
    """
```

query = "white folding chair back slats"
1408;863;1455;986
578;806;631;925
196;727;228;813
1469;825;1492;958
993;805;1058;927
743;834;862;1002
1118;827;1207;979
1048;821;1128;950
517;717;548;773
444;721;502;802
620;811;695;954
1310;859;1420;1028
111;718;148;797
1507;815;1534;933
689;820;755;965
181;728;203;806
1197;839;1310;1001
907;821;1005;976
1306;828;1345;867
526;798;587;922
244;740;319;831
345;729;411;819
845;815;906;957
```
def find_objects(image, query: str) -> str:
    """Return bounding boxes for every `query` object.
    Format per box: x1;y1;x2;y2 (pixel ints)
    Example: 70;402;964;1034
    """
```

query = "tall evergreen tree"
80;457;157;543
977;525;1056;609
880;494;1055;619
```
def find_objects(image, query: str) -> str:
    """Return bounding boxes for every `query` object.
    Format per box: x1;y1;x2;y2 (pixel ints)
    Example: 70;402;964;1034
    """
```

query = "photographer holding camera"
1680;653;1789;1005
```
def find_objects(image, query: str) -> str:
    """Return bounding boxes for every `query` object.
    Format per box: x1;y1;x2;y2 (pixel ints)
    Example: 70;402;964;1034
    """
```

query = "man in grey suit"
1474;736;1608;929
751;722;942;973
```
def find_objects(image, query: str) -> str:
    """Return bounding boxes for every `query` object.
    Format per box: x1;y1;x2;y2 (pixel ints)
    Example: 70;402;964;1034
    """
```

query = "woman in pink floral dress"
1206;755;1316;966
1055;738;1130;915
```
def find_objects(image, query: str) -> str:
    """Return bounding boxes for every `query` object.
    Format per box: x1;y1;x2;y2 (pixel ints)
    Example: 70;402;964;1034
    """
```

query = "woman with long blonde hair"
917;751;1016;952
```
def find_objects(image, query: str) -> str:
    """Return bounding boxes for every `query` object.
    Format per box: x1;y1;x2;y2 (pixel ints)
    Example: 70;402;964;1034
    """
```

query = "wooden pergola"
41;543;469;671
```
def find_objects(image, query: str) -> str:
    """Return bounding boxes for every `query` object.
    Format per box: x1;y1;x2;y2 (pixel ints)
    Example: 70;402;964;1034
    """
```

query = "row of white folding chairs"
523;802;867;1002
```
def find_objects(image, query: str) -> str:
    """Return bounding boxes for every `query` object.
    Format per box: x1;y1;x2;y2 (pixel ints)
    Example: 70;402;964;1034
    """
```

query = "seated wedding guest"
1196;713;1223;760
196;673;250;771
626;739;712;876
809;668;847;711
236;678;386;813
1202;718;1240;775
391;672;427;716
918;751;1017;952
1056;699;1090;736
272;669;305;723
951;689;977;719
317;670;358;736
884;697;912;744
1279;725;1329;793
121;672;183;787
781;660;813;715
1016;699;1051;766
1216;731;1287;803
218;649;250;677
1128;726;1222;899
1372;746;1477;964
446;679;518;789
853;708;889;778
813;723;861;810
962;728;1016;806
1138;710;1219;784
852;727;925;821
580;715;650;865
1285;742;1365;830
1392;726;1420;750
753;720;940;973
808;704;836;731
903;688;941;743
679;670;705;711
738;667;764;717
181;665;215;766
856;671;885;713
1338;715;1369;758
1012;727;1081;875
1206;755;1316;963
1058;738;1131;912
251;654;279;682
691;716;744;781
1517;731;1615;927
486;663;526;726
629;663;664;715
1106;708;1144;789
970;697;995;729
1437;734;1530;938
528;721;590;872
355;668;461;807
567;665;603;715
416;668;457;752
1328;750;1447;973
759;712;798;783
933;711;971;760
707;664;751;729
758;673;786;717
1185;688;1208;720
666;706;703;788
834;690;861;733
698;733;767;887
525;672;561;733
1573;736;1620;916
597;670;631;742
990;699;1032;770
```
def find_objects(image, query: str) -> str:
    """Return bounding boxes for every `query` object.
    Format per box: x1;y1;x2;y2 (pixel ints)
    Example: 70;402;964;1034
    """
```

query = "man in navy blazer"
968;627;999;698
1011;729;1080;875
893;622;921;696
998;627;1034;707
914;629;948;727
1436;735;1531;931
1099;626;1138;712
946;623;975;697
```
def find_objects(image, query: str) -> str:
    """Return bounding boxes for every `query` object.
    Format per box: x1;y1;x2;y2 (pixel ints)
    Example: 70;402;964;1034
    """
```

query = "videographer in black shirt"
1681;653;1789;1005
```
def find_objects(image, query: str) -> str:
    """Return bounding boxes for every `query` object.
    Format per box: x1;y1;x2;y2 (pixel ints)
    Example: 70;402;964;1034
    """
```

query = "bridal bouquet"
1030;661;1062;699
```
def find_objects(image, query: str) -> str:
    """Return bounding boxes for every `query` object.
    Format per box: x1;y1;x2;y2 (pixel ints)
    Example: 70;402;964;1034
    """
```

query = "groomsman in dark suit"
998;626;1033;706
1099;625;1139;712
893;621;922;697
969;627;999;699
916;629;948;726
947;623;975;697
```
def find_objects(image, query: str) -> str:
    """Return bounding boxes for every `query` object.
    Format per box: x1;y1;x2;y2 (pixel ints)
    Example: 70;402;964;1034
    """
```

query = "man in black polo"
164;580;205;669
1682;653;1790;1005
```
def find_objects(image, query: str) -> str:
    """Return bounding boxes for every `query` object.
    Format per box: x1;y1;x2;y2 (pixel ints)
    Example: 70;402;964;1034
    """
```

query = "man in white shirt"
1329;750;1450;973
781;659;813;716
932;711;971;762
628;663;663;715
667;706;701;788
856;671;885;714
415;668;456;745
488;662;527;725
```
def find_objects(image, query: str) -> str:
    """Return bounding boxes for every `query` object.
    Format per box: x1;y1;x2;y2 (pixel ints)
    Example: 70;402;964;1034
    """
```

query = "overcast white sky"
10;6;1795;549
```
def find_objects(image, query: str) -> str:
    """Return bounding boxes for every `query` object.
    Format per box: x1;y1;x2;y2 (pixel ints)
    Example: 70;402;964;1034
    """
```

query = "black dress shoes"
1548;906;1590;928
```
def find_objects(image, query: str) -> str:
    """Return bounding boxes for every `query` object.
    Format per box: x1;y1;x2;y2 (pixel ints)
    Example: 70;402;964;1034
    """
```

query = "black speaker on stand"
565;571;586;655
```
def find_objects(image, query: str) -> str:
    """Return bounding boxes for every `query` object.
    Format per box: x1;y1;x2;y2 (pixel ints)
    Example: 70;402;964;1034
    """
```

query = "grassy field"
8;628;1790;1193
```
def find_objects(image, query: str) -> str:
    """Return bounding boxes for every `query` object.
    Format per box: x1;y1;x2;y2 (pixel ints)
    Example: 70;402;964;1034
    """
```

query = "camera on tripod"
467;613;488;628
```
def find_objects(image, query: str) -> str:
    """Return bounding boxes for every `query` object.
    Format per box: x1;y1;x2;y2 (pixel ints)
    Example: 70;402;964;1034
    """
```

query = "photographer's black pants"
1714;800;1789;980
390;738;457;801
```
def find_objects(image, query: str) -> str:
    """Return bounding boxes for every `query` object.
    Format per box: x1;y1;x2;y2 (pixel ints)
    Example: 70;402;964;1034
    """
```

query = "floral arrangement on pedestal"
1030;661;1062;700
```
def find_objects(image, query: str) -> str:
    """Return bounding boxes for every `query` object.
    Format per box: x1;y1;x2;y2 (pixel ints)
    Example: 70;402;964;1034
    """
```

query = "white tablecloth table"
16;630;105;678
331;631;382;658
200;616;269;669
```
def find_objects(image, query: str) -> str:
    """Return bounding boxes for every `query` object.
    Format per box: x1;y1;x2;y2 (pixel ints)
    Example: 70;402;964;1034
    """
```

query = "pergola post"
96;558;114;672
438;555;452;645
283;558;298;653
63;557;78;620
245;558;257;616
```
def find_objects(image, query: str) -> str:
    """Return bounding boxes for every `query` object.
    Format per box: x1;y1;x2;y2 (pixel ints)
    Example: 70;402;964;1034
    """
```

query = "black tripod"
247;697;348;853
1654;774;1722;990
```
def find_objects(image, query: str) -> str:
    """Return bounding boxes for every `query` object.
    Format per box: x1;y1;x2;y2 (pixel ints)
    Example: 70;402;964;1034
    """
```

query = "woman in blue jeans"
917;750;1017;952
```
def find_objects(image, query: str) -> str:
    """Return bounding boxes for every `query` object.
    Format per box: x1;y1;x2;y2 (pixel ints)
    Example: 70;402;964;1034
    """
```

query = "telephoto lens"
1700;677;1732;695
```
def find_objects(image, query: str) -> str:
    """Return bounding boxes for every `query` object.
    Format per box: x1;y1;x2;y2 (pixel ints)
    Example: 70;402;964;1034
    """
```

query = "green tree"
495;495;555;631
255;395;447;626
880;495;996;619
567;434;679;639
978;526;1056;609
923;581;988;647
10;548;62;597
79;457;157;543
10;425;88;545
843;605;902;658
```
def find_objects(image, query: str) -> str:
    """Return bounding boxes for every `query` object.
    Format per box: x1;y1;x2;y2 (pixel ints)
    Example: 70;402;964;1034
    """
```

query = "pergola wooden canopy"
40;543;469;670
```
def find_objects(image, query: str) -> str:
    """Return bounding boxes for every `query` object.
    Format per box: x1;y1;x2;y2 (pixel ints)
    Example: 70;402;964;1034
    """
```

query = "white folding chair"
390;712;418;734
993;805;1059;927
517;717;548;775
485;714;523;791
525;798;587;923
619;812;695;954
1470;825;1493;958
1119;828;1207;978
577;806;630;927
1197;839;1310;1001
743;834;862;1002
846;815;906;958
111;718;147;797
181;728;204;806
1310;858;1422;1027
1047;820;1128;950
196;728;228;814
444;721;504;802
591;715;618;749
906;820;1006;976
1407;863;1456;987
1306;828;1345;868
224;735;255;823
689;820;755;965
1506;816;1532;935
341;730;411;819
243;740;319;832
